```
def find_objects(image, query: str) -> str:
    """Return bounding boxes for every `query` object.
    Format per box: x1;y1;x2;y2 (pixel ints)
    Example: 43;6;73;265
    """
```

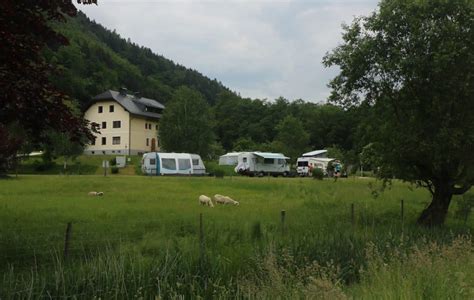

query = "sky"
78;0;378;102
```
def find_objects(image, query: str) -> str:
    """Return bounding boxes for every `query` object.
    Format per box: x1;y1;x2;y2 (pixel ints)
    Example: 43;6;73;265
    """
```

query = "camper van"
296;157;336;177
141;152;206;176
234;152;290;177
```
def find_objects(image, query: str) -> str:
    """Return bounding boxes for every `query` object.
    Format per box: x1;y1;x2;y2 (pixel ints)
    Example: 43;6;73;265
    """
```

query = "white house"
84;89;165;155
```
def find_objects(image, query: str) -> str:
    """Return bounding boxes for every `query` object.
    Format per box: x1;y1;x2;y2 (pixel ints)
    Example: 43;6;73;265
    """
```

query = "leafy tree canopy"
160;87;214;157
324;0;474;226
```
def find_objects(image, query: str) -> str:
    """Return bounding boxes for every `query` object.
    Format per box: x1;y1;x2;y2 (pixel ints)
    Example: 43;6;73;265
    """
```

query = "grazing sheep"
88;191;104;196
199;195;214;207
213;194;239;206
213;194;227;205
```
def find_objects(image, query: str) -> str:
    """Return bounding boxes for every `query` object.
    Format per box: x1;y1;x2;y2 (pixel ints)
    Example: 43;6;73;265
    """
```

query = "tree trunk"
417;183;453;226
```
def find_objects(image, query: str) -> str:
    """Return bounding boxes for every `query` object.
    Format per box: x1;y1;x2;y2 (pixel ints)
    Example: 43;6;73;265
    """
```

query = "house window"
91;151;95;154
146;138;149;146
102;121;106;129
113;121;121;128
112;136;121;145
101;137;106;145
145;123;148;129
98;106;103;113
91;138;96;145
109;105;114;112
155;124;159;130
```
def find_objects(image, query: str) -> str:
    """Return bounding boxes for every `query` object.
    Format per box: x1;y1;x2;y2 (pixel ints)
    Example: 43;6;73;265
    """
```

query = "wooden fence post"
281;210;286;235
400;199;404;232
351;203;355;227
199;213;205;267
63;222;72;261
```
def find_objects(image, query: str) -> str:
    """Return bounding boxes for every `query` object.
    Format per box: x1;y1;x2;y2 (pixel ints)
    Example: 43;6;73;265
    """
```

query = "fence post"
351;203;355;227
63;222;72;261
199;213;205;268
400;199;404;231
281;210;286;235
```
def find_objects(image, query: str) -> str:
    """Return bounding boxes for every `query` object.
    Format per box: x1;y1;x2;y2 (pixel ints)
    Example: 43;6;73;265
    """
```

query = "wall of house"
84;101;130;155
129;117;160;155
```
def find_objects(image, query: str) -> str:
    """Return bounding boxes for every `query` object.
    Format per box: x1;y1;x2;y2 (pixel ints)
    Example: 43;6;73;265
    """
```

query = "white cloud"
78;0;378;102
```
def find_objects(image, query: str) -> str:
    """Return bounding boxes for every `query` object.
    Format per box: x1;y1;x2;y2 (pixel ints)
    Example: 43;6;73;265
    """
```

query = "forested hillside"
44;12;230;107
46;12;365;161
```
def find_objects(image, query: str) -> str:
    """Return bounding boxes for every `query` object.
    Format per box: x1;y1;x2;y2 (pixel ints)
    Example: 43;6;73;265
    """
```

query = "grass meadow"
0;175;473;298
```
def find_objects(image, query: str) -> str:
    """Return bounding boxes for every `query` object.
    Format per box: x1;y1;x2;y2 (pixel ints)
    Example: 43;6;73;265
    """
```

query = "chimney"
134;92;141;99
119;87;127;96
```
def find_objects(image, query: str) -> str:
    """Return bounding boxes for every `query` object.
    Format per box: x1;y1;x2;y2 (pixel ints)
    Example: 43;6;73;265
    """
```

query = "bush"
312;168;324;180
110;158;117;166
214;168;225;178
111;166;119;174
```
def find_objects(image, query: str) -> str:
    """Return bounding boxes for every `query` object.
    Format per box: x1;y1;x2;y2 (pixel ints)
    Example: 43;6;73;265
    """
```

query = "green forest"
45;12;364;163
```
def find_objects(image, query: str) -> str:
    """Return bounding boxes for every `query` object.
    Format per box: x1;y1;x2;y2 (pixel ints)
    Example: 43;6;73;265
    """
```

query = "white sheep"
213;194;239;206
88;191;104;196
199;195;214;207
213;194;227;205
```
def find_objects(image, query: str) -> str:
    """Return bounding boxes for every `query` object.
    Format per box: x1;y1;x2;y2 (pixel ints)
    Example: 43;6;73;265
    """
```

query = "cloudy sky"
78;0;378;102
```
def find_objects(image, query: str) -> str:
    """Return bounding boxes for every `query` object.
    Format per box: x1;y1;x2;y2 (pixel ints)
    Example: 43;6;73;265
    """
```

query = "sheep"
88;191;104;196
213;194;227;205
213;194;239;206
199;195;214;207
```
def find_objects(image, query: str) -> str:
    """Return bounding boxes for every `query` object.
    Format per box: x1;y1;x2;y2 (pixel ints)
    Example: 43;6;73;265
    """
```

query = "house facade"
84;89;165;155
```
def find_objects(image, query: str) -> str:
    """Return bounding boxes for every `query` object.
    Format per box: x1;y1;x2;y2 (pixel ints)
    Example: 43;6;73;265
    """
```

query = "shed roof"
89;90;164;120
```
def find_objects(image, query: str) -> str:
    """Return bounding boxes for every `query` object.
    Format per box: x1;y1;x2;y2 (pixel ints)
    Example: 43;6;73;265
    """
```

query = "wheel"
258;171;265;177
283;171;289;177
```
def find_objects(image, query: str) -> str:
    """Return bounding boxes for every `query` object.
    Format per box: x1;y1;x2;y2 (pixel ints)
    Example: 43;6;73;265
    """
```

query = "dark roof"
90;90;164;119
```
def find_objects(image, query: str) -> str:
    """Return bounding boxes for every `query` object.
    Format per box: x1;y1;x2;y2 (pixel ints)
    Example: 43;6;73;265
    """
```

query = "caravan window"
264;158;274;164
162;159;176;170
149;158;156;165
178;159;191;170
192;159;199;166
298;161;308;167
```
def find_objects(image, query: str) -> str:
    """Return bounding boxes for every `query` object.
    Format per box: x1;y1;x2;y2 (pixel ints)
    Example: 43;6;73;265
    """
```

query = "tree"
160;87;214;157
274;115;310;162
324;0;474;226
0;1;96;174
43;131;85;173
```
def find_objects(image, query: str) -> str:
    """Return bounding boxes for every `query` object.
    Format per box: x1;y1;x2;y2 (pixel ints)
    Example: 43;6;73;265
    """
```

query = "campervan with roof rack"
234;152;290;177
141;152;206;176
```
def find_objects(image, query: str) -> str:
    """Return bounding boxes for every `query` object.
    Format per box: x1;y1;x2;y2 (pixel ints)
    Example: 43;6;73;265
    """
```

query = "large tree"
324;0;474;226
273;115;310;162
160;87;214;157
0;0;96;173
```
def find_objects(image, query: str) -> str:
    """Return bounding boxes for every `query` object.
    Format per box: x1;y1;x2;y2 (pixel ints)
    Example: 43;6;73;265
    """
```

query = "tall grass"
0;176;472;298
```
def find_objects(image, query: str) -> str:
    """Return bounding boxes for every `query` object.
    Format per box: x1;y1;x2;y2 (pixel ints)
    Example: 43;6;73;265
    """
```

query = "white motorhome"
141;152;206;176
234;152;290;177
297;157;335;176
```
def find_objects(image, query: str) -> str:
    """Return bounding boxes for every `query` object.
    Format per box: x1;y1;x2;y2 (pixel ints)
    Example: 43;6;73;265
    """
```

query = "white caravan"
234;152;290;177
297;157;336;176
218;152;242;166
141;152;206;176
